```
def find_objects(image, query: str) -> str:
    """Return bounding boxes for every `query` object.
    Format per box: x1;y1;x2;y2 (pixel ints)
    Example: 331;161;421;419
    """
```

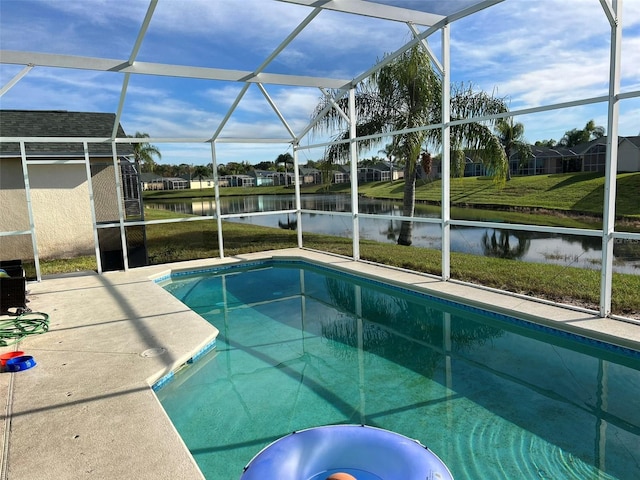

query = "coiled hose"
0;312;49;347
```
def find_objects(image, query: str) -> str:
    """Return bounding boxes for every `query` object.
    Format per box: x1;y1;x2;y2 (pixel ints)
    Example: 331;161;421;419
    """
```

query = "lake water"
146;194;640;274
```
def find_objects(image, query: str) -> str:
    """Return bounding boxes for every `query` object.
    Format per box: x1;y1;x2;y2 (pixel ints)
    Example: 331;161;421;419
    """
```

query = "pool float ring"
240;424;453;480
4;355;36;372
326;473;357;480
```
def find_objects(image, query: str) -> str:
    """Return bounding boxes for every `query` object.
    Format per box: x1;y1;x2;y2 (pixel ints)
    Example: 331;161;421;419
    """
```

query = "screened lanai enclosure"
0;0;639;319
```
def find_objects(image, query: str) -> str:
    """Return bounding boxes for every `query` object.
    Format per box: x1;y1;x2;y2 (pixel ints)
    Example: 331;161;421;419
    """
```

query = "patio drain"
140;347;167;358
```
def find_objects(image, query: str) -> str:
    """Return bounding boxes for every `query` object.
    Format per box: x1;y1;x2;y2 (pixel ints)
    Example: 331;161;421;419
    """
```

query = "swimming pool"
156;259;640;479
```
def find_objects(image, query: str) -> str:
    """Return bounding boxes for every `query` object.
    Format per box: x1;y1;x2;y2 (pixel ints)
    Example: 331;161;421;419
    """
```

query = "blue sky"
1;0;639;168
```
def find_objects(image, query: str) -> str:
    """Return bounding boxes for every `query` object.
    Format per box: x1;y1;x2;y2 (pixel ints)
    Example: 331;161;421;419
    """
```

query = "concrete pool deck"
1;248;639;480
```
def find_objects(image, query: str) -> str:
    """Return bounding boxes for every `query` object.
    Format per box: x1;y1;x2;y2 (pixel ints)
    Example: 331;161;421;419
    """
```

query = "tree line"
129;118;605;180
130;144;312;177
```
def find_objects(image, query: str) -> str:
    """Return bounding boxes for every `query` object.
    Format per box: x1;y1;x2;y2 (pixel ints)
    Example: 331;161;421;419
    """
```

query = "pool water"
157;261;640;480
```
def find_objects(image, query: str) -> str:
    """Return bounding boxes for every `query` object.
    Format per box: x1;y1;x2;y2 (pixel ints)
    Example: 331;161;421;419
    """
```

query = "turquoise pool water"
156;260;640;480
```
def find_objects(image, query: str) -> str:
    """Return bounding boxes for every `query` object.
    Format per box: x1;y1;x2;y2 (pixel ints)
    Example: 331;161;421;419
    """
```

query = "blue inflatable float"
240;424;454;480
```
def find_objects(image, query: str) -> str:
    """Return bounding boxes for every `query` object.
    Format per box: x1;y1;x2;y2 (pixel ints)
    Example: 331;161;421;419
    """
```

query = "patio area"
1;249;640;480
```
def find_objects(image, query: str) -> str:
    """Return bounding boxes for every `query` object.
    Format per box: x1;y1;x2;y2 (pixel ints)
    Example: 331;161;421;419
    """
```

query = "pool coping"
157;249;640;352
159;255;640;360
1;248;638;480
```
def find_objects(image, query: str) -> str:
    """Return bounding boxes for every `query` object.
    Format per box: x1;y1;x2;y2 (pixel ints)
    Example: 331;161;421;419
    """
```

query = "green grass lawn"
352;172;640;220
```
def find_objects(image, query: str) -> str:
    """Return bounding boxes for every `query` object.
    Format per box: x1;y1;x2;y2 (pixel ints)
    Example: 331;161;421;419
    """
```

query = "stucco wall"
0;158;29;230
0;159;32;260
29;163;96;259
0;158;123;261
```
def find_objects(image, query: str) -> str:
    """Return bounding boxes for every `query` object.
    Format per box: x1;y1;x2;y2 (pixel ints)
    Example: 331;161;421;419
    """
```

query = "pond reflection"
481;230;531;259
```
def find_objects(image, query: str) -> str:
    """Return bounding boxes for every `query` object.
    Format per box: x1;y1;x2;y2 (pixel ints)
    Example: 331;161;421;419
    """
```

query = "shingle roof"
140;173;163;182
0;110;132;157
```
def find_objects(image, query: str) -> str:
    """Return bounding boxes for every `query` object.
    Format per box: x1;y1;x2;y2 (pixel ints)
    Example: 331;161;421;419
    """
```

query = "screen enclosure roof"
0;0;505;146
0;0;636;154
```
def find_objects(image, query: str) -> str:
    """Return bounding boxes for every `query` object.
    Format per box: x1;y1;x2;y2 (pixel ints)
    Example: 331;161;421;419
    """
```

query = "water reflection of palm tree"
381;219;398;241
278;212;297;230
481;229;531;260
322;277;503;376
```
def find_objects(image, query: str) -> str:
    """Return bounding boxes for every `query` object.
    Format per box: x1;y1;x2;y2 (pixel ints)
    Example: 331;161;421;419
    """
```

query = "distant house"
219;174;255;187
463;157;489;177
458;135;640;178
189;177;215;189
249;170;277;187
511;135;640;176
332;165;350;184
358;163;390;183
357;161;405;183
140;172;164;190
0;110;145;269
300;167;322;185
614;136;640;172
142;174;206;190
161;177;189;190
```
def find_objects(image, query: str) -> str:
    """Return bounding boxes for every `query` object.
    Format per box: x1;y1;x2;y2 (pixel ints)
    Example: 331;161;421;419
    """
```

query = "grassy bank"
39;208;640;319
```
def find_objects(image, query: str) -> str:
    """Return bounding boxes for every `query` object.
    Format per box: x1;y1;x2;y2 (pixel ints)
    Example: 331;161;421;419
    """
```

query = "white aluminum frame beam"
408;23;443;74
599;0;622;317
257;83;297;140
112;0;158;138
0;63;34;97
349;87;360;260
441;24;452;281
210;142;225;258
111;143;129;271
209;5;324;142
19;142;41;281
293;143;304;248
0;50;350;90
320;88;351;125
277;0;445;26
83;142;103;275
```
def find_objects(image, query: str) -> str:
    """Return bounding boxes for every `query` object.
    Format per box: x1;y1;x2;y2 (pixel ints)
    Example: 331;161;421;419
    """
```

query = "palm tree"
495;117;532;179
378;143;397;161
584;119;605;140
534;139;556;147
127;132;161;173
312;46;507;246
558;119;605;147
276;152;294;185
192;165;211;190
178;163;191;180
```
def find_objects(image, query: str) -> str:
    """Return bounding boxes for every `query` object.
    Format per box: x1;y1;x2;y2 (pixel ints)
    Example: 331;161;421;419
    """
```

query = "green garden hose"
0;312;49;347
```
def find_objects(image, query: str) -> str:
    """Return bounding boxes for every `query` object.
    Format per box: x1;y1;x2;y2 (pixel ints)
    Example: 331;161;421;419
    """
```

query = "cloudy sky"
1;0;638;167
